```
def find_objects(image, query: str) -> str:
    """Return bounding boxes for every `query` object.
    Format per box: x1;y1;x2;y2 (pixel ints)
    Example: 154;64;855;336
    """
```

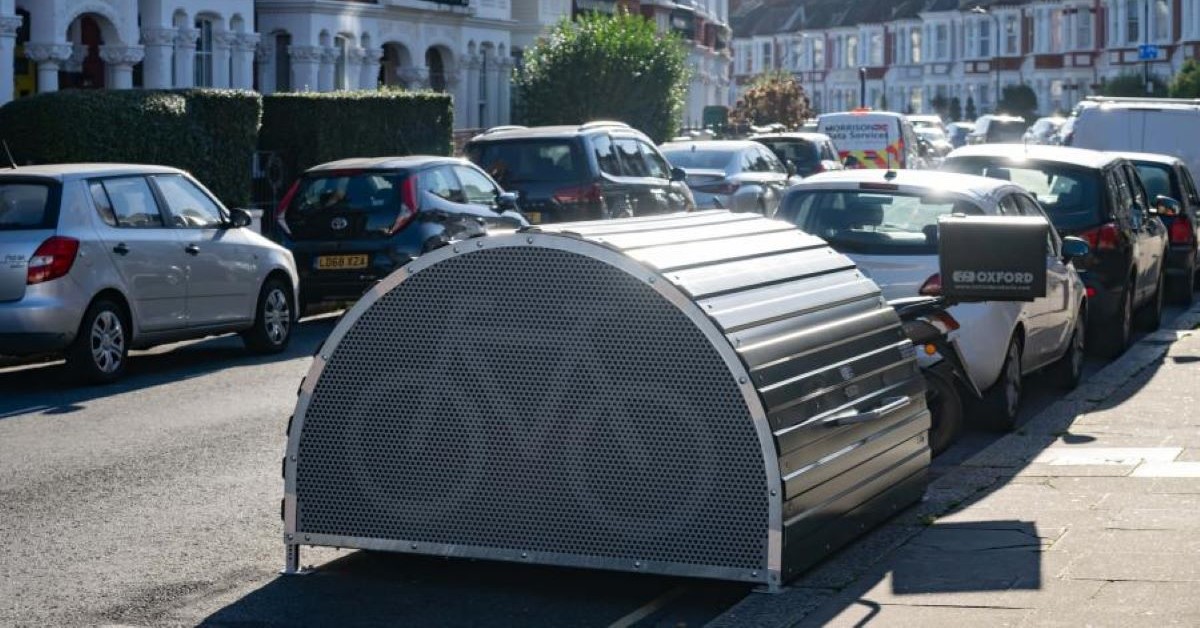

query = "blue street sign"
1139;44;1160;60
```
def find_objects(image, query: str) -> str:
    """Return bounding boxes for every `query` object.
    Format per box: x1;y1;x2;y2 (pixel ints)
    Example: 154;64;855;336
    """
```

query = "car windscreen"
289;172;405;217
754;139;819;167
660;148;737;170
466;140;584;188
778;190;984;255
942;157;1102;229
0;182;56;231
1133;162;1175;202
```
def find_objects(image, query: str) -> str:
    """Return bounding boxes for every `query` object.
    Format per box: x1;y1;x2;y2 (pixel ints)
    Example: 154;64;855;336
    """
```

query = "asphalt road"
0;301;1186;627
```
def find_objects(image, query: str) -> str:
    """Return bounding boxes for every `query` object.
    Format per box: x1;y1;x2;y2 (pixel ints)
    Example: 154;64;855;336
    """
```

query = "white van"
816;109;922;169
1070;97;1200;179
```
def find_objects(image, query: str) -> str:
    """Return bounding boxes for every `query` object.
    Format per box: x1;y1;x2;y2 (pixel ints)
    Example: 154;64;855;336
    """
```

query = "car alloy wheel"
90;310;126;374
1002;339;1022;419
263;287;291;346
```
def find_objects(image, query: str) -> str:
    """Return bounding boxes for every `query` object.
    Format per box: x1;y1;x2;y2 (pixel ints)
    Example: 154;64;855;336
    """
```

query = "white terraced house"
731;0;1200;116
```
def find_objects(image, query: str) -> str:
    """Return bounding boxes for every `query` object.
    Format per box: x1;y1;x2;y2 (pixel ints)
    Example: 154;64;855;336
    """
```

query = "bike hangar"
281;209;1050;591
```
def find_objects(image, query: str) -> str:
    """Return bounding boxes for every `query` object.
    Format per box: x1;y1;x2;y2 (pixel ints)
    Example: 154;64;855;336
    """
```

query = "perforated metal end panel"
295;246;771;572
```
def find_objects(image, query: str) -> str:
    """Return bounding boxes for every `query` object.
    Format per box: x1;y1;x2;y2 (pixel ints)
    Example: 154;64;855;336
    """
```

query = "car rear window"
660;148;737;170
1132;162;1175;202
467;140;584;187
986;121;1027;143
290;172;404;217
778;190;984;255
754;139;819;167
942;157;1103;230
0;182;56;230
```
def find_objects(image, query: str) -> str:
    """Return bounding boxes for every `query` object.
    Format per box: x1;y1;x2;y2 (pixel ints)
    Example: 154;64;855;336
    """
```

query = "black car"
272;156;527;311
943;145;1168;357
1113;152;1200;305
464;122;693;224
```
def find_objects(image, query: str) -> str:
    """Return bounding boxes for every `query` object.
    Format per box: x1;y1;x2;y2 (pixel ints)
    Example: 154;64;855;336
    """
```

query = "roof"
0;163;185;180
1107;151;1186;167
945;144;1121;170
306;156;464;173
794;168;1017;205
659;140;762;152
731;0;976;38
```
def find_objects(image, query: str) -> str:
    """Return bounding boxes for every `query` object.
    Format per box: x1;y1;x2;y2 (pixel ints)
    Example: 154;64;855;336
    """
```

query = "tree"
1170;59;1200;98
949;96;963;122
728;71;814;130
513;12;690;143
965;96;978;121
998;84;1038;121
930;94;949;119
1099;73;1168;97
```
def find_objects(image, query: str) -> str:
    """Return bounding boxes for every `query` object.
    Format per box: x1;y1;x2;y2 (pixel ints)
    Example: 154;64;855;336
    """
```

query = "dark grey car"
659;140;800;214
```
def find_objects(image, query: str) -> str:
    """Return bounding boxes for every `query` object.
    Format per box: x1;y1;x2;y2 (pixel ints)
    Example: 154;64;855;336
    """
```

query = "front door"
89;177;187;332
150;174;257;327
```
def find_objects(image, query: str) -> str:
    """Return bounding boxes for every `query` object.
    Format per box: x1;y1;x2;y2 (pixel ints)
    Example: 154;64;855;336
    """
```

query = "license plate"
525;211;542;224
317;254;368;270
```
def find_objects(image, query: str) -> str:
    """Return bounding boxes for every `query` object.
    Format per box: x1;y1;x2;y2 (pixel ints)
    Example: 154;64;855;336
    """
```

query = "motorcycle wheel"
924;369;964;457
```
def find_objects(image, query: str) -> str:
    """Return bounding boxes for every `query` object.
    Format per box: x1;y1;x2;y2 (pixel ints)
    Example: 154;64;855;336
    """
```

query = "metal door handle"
822;396;911;428
185;244;200;256
112;243;130;256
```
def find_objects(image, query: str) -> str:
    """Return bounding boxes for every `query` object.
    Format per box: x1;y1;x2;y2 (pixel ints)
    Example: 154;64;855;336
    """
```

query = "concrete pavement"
711;305;1200;627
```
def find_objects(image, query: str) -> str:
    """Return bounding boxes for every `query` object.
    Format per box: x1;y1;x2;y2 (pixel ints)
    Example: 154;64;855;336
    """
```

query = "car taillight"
1080;222;1119;251
27;236;80;285
924;310;960;335
275;179;301;237
1169;218;1194;245
553;182;602;205
1086;286;1097;298
388;176;420;235
919;273;942;296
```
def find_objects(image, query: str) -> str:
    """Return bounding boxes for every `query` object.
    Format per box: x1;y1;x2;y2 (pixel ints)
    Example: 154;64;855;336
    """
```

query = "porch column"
0;16;19;104
231;33;259;90
255;40;275;93
345;47;365;90
359;47;382;90
463;54;480;128
289;45;322;92
497;57;512;125
140;28;175;88
25;43;72;93
487;53;502;127
213;29;236;88
173;28;199;88
99;45;145;89
317;46;337;92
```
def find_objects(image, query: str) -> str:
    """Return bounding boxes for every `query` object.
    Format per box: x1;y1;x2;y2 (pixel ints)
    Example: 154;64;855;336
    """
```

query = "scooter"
890;296;981;456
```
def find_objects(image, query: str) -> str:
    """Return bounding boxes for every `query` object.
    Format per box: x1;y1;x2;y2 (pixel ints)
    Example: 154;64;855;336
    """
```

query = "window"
869;32;883;66
661;147;735;170
1181;166;1200;204
813;37;825;68
274;33;292;92
152;175;224;228
998;195;1022;215
614;139;649;177
1134;163;1173;201
467;140;583;187
1076;10;1093;49
1005;16;1018;55
1124;164;1149;212
89;182;116;227
593;136;622;176
479;52;490;127
778;191;983;255
910;29;921;63
637;141;670;179
761;41;772;70
846;35;859;67
979;20;991;57
1051;9;1064;51
935;24;949;59
1154;0;1169;40
1126;0;1141;45
0;183;54;230
941;157;1104;230
455;166;499;205
423;167;464;203
194;18;215;88
102;177;164;228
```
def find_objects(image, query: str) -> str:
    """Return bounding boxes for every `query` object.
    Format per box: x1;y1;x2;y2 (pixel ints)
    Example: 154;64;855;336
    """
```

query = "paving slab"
809;601;1030;628
1063;550;1200;582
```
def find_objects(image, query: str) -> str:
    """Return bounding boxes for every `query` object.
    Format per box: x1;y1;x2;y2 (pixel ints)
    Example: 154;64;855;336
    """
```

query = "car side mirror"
669;167;687;182
1155;195;1182;216
496;191;519;211
227;207;253;229
1061;236;1091;261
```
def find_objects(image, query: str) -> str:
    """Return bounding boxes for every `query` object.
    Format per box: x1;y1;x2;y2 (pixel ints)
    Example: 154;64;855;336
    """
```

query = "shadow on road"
201;550;747;628
0;316;339;419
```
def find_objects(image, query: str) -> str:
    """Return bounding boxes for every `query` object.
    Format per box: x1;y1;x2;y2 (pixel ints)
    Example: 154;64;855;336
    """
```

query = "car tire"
1050;306;1087;390
66;298;130;385
979;334;1023;432
1135;271;1165;332
1094;285;1133;359
242;278;294;355
924;369;964;457
1171;257;1196;306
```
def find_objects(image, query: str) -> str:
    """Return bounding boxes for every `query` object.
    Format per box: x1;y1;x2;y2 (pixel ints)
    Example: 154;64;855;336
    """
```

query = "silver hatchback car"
0;164;299;383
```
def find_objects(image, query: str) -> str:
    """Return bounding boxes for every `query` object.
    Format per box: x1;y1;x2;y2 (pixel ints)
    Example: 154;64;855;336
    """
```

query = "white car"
777;169;1090;428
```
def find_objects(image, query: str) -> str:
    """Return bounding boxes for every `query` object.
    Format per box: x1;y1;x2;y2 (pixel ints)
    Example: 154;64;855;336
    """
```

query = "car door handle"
112;243;130;256
185;244;200;256
822;396;911;428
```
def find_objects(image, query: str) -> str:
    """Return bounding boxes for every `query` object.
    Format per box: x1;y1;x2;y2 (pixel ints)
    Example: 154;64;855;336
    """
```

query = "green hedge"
0;89;261;207
259;91;454;179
